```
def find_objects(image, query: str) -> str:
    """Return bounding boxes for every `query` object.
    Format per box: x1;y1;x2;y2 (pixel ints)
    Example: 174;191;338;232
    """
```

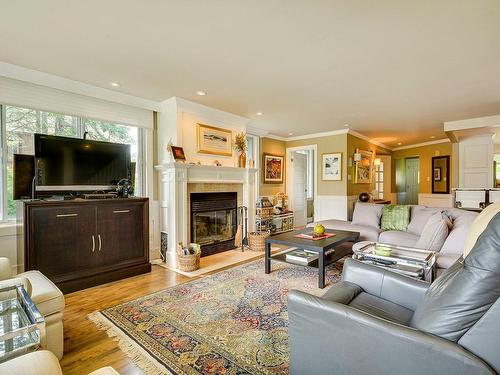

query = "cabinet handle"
98;234;102;251
91;235;95;252
113;210;130;214
56;213;78;218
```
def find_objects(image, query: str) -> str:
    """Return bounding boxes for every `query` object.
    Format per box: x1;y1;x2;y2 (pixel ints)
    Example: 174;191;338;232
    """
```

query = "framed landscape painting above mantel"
263;154;284;183
197;123;232;156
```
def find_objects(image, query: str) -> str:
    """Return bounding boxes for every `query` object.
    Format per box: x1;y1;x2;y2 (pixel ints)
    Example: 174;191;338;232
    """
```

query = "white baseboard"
314;195;351;221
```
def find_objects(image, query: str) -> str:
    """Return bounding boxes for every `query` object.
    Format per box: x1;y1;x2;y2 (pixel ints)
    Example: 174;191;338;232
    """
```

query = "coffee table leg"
319;249;325;288
265;241;271;274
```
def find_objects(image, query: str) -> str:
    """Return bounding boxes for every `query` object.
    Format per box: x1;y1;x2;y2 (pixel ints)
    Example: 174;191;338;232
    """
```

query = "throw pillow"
410;211;500;342
415;212;451;251
407;206;442;235
380;205;410;231
351;203;383;228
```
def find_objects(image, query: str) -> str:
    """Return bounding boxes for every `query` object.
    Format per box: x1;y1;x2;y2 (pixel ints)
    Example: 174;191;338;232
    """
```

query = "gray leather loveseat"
290;203;500;375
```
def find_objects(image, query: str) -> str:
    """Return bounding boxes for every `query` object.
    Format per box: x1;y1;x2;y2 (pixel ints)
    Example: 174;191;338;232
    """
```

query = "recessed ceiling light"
196;90;207;96
256;112;263;116
397;142;402;146
110;82;120;87
430;135;436;139
344;123;349;127
288;132;294;136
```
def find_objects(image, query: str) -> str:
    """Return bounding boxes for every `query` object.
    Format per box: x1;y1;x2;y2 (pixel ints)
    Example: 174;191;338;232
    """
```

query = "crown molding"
347;129;392;150
284;128;349;141
392;138;450;151
0;61;161;111
262;133;287;141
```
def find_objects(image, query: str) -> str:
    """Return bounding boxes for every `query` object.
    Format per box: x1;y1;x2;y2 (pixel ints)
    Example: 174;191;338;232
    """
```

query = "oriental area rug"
89;259;343;375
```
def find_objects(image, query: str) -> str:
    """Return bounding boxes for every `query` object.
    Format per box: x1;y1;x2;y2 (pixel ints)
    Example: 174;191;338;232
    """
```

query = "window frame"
0;103;144;222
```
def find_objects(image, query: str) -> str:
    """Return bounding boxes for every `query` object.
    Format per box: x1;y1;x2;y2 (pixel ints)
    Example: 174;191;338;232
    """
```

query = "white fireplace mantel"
155;162;258;253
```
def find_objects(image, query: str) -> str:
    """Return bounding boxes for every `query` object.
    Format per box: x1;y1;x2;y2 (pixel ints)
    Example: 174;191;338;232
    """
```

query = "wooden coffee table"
265;229;360;288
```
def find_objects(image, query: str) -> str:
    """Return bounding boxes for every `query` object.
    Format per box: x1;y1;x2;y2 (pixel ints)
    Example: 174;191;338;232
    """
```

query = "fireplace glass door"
192;209;237;247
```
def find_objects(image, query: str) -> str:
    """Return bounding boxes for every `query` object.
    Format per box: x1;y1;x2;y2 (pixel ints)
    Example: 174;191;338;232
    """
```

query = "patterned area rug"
89;259;343;374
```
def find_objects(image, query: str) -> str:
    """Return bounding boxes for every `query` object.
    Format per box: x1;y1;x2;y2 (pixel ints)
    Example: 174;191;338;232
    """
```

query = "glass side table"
352;242;436;282
0;284;45;363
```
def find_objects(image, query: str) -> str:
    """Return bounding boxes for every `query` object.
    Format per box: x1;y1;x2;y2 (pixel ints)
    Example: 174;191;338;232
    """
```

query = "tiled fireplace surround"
155;162;258;254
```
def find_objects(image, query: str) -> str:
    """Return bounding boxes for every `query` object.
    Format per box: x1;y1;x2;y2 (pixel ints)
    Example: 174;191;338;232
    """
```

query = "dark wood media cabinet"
19;197;151;293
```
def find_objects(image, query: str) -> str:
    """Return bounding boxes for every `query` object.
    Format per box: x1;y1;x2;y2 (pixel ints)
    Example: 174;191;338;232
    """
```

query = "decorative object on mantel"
233;131;247;168
176;242;201;272
197;123;232;156
212;160;222;166
322;152;342;181
263;153;284;183
354;148;373;184
169;145;186;162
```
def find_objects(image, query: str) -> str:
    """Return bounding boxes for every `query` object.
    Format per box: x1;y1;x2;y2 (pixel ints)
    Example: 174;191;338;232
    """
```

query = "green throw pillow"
380;205;410;231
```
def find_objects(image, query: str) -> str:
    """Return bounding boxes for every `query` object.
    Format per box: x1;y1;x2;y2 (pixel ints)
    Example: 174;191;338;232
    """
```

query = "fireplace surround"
190;192;237;256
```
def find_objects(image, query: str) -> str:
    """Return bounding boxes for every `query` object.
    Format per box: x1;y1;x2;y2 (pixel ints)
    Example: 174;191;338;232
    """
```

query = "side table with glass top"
0;284;45;363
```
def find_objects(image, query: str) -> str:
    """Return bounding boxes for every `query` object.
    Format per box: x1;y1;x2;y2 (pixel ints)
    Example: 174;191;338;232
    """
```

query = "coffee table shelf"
270;249;344;269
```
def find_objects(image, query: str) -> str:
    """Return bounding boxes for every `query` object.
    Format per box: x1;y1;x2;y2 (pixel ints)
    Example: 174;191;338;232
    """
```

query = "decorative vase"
238;152;247;168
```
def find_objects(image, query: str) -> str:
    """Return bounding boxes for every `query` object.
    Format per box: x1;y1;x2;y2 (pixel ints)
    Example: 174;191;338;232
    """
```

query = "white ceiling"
1;1;500;146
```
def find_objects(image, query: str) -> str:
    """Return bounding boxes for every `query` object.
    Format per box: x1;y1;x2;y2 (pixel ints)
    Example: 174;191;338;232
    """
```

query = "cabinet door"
96;202;146;266
29;205;97;277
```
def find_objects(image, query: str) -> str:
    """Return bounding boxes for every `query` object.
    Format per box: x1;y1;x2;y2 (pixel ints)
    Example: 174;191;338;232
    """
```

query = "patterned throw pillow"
380;205;410;231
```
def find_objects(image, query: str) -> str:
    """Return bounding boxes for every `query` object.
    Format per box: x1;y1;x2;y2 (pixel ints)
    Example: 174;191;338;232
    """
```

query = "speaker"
13;154;35;200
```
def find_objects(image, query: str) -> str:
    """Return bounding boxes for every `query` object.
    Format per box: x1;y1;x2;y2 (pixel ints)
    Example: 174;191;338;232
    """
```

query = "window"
375;162;384;200
0;104;142;221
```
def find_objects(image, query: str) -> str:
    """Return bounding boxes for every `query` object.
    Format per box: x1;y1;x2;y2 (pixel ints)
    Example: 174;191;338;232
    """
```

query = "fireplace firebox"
190;192;237;256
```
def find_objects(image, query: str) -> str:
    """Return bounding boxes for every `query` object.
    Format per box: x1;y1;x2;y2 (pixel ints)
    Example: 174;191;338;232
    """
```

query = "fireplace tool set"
235;206;249;251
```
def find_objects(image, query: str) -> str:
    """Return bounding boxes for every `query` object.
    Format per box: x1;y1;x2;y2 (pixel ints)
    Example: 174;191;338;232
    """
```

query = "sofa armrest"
288;290;494;375
0;277;32;296
341;258;430;310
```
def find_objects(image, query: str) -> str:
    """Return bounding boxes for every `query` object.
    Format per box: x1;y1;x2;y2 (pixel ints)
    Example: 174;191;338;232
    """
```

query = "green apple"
313;224;325;235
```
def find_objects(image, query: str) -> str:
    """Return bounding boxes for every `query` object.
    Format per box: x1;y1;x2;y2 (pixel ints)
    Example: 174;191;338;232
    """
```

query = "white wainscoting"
418;194;454;208
314;195;351;221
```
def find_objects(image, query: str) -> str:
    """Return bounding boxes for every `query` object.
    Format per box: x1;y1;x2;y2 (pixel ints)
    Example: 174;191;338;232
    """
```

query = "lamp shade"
353;153;362;162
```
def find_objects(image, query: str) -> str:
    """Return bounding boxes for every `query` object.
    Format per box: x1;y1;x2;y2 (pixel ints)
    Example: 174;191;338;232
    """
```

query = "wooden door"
29;205;96;277
405;158;420;205
292;152;308;227
96;201;146;266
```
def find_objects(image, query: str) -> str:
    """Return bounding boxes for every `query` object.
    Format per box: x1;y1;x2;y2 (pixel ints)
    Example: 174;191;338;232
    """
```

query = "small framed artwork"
354;149;373;184
322;152;342;181
434;167;441;181
170;146;186;161
263;154;284;183
197;123;232;156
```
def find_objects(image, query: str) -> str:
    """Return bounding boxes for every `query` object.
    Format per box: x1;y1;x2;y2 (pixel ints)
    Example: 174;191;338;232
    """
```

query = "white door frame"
286;145;318;220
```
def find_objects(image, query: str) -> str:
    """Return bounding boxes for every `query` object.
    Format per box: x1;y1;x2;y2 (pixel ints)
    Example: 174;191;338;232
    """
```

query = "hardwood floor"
60;265;189;374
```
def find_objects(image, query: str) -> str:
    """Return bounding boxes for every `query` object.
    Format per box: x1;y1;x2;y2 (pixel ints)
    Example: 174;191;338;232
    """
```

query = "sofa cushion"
408;206;442;235
410;207;500;342
414;212;451;251
308;219;381;242
378;230;419;248
351;203;383;228
440;208;478;256
436;252;461;269
380;205;410;231
18;270;64;316
348;292;414;325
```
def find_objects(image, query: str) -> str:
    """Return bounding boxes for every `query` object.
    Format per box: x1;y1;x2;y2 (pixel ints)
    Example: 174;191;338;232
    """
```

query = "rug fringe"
88;311;173;375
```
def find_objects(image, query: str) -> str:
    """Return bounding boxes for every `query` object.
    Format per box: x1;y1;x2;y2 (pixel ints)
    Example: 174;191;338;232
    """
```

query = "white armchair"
0;257;65;360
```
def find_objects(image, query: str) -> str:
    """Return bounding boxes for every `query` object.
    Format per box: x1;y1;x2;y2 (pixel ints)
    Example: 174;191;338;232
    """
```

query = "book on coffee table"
294;232;336;241
285;249;319;265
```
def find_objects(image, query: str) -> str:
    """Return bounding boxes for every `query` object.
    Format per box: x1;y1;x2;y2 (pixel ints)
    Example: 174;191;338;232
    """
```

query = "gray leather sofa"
289;203;500;375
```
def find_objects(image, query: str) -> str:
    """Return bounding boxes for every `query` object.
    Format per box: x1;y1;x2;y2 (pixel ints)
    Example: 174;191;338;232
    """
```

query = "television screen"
35;134;131;191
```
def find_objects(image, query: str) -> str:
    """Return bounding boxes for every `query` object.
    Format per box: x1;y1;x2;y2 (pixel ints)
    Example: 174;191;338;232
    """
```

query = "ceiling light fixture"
256;112;263;116
110;82;120;87
196;90;207;96
397;142;402;146
430;136;436;139
288;132;294;136
344;124;349;127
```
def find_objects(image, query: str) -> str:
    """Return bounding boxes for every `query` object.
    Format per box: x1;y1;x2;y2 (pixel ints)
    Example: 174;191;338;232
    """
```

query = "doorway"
286;146;317;227
395;157;420;205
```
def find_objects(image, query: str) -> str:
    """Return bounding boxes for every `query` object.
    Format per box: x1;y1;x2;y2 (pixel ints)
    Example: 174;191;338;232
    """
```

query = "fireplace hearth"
190;192;237;256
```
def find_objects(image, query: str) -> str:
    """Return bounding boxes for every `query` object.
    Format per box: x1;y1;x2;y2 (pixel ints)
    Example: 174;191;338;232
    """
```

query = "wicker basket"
248;231;271;252
177;253;201;272
256;207;274;218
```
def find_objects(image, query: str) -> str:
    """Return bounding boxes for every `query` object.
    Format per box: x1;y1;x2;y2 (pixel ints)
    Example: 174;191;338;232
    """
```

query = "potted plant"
234;132;247;168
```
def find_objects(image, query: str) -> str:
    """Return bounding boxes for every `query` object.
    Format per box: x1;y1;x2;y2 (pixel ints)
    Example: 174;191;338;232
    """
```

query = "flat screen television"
34;134;131;191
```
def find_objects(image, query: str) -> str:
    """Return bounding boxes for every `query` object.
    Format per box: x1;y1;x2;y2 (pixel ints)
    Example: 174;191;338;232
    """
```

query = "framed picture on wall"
263;154;284;183
322;152;342;181
434;167;441;181
354;149;373;184
197;123;232;156
170;146;186;162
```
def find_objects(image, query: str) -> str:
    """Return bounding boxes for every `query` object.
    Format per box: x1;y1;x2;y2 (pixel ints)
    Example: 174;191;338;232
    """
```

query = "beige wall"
391;142;454;194
260;137;286;196
347;134;391;196
286;134;348;196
